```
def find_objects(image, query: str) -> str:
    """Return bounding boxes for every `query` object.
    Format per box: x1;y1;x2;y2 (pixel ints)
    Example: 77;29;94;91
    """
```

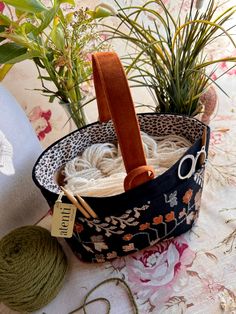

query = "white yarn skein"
63;132;191;197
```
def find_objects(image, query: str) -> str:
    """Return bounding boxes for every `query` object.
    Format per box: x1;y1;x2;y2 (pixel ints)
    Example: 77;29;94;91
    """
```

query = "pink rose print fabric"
0;2;5;12
111;236;196;312
125;240;195;299
28;106;52;141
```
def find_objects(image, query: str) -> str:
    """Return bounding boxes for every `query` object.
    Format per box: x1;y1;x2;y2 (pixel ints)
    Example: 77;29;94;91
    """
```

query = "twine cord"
69;278;139;314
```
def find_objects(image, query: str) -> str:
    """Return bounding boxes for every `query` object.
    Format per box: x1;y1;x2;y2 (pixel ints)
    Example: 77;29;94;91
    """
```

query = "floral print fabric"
1;0;236;313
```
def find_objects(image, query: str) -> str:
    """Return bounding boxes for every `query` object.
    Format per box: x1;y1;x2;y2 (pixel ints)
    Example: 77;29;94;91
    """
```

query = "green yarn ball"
0;226;68;313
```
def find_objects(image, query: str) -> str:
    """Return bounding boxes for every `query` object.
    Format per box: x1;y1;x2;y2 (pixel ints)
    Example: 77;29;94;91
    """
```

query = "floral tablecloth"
1;1;236;314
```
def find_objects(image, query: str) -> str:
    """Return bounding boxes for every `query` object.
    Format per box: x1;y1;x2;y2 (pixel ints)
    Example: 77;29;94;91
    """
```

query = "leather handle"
92;52;154;190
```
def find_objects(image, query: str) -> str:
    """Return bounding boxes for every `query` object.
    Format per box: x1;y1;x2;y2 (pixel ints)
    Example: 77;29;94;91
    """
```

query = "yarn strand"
69;278;139;314
69;297;111;314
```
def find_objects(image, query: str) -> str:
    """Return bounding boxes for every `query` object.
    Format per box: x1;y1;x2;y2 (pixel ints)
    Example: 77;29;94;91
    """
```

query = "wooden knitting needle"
76;194;98;219
200;127;207;165
60;186;91;219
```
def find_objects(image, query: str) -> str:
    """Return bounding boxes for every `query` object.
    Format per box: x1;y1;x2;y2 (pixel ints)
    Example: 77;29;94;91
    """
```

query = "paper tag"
51;202;76;238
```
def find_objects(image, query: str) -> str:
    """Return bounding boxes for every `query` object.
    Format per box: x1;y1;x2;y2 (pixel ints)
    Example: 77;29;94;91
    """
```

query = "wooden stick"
200;127;207;165
60;186;91;219
76;194;98;219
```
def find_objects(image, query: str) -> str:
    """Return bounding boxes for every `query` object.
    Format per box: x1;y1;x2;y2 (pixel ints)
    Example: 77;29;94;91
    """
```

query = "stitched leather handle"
92;52;154;191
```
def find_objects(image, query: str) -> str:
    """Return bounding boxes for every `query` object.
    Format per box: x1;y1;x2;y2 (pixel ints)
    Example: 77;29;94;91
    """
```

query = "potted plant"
0;0;109;128
94;0;236;121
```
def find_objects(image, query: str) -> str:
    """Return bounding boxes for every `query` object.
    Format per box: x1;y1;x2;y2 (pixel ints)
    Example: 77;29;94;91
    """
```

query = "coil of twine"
0;226;68;313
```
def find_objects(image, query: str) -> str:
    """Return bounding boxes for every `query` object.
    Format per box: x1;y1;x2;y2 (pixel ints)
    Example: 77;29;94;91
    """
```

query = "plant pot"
196;85;218;125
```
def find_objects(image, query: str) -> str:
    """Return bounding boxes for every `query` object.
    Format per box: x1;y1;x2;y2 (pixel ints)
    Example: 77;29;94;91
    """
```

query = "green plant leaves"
0;64;14;81
58;0;75;5
7;51;41;64
0;41;40;64
0;2;105;128
0;13;11;26
50;22;65;50
35;0;74;35
35;4;60;35
0;43;27;63
3;0;47;13
21;22;37;35
110;0;236;115
0;25;7;42
88;4;117;19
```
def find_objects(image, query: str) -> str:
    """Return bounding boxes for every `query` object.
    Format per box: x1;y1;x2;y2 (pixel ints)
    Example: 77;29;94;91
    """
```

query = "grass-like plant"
0;0;109;128
101;0;236;116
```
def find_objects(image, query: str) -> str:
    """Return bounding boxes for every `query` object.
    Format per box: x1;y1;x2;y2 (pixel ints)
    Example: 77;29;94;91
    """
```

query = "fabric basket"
33;52;210;263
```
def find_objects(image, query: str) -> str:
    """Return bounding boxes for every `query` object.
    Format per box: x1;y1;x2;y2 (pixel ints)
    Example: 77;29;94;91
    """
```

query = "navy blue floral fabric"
66;138;207;262
33;114;210;263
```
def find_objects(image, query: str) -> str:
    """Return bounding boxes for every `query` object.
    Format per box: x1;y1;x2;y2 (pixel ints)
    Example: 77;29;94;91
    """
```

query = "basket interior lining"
34;114;205;193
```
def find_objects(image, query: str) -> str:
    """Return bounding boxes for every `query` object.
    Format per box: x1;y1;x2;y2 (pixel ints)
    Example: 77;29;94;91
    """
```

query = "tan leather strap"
92;52;154;190
124;166;155;191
